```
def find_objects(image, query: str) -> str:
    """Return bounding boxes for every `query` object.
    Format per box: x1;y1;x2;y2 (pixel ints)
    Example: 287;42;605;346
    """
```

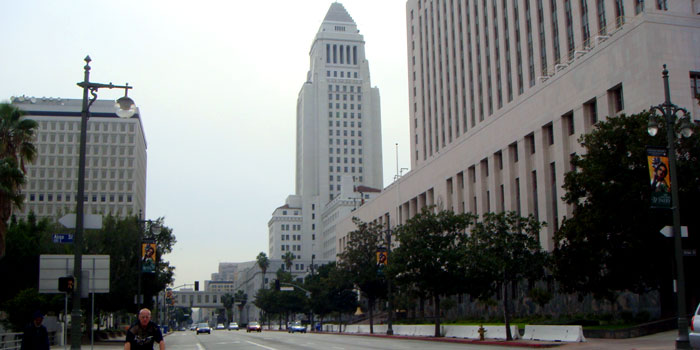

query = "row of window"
329;121;362;128
326;70;360;79
36;144;137;157
37;120;136;133
329;175;365;183
34;155;137;169
329;147;362;155
28;193;133;203
329;157;363;165
329;129;362;137
30;179;134;192
329;85;362;93
30;168;135;180
281;234;302;241
329;103;362;111
280;244;302;252
37;132;137;145
328;93;362;102
329;112;363;120
280;210;300;216
326;44;358;65
280;224;301;231
329;137;363;146
329;166;363;173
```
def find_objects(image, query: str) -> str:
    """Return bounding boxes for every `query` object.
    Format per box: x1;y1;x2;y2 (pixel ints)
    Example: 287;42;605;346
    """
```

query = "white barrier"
443;325;519;340
413;325;439;336
522;325;586;342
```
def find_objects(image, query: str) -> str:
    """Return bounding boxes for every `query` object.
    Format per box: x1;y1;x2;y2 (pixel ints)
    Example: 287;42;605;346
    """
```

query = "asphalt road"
166;329;532;350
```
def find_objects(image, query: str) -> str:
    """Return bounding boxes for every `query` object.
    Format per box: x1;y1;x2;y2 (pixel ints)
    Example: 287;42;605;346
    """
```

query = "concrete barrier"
413;325;439;336
443;325;519;340
392;325;415;336
523;325;586;342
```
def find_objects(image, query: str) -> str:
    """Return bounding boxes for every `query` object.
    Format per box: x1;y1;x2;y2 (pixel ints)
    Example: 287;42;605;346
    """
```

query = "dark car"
246;321;262;332
196;323;211;334
287;321;306;333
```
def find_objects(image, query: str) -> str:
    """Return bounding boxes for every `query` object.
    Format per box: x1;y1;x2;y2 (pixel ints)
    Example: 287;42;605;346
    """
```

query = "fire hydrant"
478;324;486;340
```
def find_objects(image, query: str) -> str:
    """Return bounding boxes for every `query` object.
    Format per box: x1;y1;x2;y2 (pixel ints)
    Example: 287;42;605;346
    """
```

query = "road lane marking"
246;340;278;350
196;343;205;350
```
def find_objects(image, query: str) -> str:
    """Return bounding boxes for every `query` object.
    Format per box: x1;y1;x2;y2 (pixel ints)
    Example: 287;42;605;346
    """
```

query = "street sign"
660;226;688;238
58;213;102;229
52;234;74;244
280;286;294;291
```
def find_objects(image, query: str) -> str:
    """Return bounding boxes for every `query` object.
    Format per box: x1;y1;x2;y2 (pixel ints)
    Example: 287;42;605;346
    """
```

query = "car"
691;303;700;349
189;324;197;331
228;322;239;330
215;323;225;330
287;321;306;333
196;323;211;334
246;321;262;332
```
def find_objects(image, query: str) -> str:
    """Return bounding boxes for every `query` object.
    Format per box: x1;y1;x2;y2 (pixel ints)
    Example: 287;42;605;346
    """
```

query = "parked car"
691;302;700;349
215;323;225;330
196;323;211;334
287;321;306;333
228;322;239;330
189;324;197;331
246;321;262;332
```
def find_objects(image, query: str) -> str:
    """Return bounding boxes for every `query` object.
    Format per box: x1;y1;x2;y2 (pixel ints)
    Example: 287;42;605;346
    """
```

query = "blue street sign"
52;234;74;244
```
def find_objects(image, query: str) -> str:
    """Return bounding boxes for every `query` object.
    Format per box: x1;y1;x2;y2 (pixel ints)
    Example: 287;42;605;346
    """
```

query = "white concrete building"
269;2;384;262
11;96;147;220
337;0;700;253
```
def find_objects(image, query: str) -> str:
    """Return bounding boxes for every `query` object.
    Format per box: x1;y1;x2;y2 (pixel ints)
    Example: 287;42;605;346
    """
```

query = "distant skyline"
0;0;410;287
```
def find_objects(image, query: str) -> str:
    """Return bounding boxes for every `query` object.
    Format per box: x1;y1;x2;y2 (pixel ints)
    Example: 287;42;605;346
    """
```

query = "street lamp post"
384;225;394;336
72;56;136;350
648;65;693;350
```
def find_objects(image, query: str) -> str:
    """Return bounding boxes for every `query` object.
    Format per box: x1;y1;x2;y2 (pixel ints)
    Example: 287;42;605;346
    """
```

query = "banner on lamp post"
141;240;156;273
647;147;671;209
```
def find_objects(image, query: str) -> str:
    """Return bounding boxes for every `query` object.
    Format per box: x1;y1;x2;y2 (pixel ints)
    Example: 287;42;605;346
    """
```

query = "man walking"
125;309;165;350
21;311;49;350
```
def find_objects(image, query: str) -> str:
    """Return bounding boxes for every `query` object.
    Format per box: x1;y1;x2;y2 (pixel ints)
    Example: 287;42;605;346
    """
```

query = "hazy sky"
0;1;410;288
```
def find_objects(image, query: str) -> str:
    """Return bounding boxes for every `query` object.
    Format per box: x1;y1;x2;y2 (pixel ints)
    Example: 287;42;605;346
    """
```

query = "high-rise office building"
337;0;700;252
11;96;147;220
269;3;383;262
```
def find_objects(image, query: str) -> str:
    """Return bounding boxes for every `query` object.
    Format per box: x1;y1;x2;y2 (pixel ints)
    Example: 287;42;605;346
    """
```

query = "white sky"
0;1;410;288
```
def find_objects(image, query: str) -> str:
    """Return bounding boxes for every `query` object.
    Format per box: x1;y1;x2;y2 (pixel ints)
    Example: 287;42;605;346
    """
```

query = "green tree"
221;293;234;324
337;218;386;333
305;262;357;327
0;102;38;259
234;289;247;324
391;207;476;337
282;251;295;271
1;288;62;331
256;252;269;290
552;112;700;301
466;212;548;340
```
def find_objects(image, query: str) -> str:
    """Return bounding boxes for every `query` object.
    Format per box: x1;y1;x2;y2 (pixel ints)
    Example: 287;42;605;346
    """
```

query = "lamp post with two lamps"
71;56;137;350
647;65;693;350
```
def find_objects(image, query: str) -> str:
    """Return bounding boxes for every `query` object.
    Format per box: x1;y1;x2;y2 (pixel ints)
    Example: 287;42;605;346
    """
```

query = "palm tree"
282;251;295;271
221;293;235;324
233;290;247;324
256;252;269;289
0;103;38;258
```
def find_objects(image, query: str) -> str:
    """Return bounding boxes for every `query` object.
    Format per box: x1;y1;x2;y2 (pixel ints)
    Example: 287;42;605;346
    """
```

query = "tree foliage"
337;218;386;332
552;112;700;300
256;252;269;289
392;207;475;336
0;102;38;258
467;212;548;340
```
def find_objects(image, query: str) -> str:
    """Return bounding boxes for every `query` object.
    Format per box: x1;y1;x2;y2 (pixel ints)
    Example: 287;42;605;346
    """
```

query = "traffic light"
194;281;199;291
274;279;280;290
58;276;74;293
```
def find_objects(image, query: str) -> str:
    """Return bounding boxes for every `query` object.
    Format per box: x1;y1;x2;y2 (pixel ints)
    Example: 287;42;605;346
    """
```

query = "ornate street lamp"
71;56;136;350
648;65;693;350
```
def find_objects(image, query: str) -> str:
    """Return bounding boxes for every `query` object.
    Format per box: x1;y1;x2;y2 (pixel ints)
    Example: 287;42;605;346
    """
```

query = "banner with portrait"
647;147;671;209
141;240;157;273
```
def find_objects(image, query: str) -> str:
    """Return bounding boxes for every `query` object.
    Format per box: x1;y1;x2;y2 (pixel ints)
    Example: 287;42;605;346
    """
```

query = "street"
166;329;531;350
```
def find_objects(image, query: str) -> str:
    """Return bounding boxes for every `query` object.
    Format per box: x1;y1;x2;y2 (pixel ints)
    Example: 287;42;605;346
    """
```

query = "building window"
608;84;624;114
690;72;700;98
635;0;645;14
563;111;575;135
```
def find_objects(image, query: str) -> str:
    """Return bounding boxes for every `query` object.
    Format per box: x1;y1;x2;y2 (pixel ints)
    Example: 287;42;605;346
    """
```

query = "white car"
691;303;700;349
215;323;225;330
228;322;239;330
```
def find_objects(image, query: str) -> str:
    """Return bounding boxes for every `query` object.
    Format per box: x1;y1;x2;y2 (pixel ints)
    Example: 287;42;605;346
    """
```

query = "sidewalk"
315;329;677;349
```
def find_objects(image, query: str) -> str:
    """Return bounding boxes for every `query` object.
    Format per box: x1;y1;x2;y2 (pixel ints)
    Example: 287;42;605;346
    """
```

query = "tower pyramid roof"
323;2;355;24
